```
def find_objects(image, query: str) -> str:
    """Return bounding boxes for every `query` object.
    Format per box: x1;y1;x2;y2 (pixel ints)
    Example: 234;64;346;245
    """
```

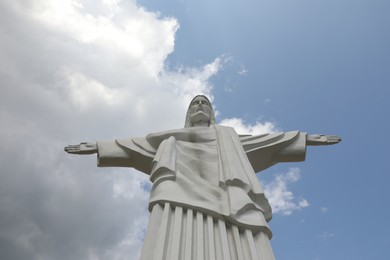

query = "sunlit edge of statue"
65;95;341;260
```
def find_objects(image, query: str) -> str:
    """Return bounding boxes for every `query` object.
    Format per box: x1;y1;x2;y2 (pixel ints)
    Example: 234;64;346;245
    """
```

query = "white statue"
65;95;340;260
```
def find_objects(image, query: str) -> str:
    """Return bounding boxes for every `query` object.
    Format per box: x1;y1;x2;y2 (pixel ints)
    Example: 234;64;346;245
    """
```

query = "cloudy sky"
1;0;389;259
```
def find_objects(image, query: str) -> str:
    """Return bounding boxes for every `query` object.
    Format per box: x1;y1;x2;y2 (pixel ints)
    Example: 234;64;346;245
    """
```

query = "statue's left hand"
306;134;341;146
64;142;97;154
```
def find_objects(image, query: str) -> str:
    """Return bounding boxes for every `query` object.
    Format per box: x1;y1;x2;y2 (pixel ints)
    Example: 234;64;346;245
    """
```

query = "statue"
65;95;340;260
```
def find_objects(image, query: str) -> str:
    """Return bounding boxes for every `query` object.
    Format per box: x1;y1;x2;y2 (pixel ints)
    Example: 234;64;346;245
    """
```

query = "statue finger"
65;146;80;152
327;136;340;143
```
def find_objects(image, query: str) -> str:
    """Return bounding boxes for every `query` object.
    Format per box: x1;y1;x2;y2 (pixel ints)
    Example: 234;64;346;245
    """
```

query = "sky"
0;0;389;259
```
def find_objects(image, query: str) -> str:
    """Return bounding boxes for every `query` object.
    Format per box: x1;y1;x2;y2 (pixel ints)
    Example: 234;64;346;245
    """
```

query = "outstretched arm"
64;142;98;154
306;134;341;146
65;139;155;174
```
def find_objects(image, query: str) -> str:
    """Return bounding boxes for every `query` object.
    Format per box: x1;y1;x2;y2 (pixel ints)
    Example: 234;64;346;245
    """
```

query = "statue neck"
191;121;210;127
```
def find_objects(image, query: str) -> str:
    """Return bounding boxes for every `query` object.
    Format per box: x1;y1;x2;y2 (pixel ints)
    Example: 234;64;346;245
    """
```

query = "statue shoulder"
116;137;156;155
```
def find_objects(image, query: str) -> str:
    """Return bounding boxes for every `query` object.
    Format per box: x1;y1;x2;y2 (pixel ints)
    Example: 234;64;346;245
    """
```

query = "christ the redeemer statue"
65;95;340;260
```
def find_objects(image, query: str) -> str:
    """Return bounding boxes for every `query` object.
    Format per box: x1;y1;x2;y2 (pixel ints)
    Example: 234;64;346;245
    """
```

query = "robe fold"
96;125;306;260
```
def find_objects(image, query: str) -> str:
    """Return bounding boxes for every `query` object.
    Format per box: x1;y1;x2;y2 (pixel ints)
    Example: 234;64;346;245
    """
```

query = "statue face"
189;96;212;126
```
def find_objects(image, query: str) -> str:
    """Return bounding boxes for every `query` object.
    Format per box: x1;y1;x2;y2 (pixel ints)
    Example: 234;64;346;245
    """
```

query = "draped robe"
96;125;306;260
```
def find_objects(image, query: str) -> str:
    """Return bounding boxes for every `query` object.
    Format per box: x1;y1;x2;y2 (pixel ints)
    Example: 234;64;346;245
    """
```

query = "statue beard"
190;111;210;126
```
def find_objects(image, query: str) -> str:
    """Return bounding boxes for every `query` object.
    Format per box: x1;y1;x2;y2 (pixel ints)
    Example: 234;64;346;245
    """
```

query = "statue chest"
175;139;219;186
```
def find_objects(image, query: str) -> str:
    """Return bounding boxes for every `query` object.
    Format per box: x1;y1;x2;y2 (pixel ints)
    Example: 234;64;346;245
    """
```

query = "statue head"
185;95;216;128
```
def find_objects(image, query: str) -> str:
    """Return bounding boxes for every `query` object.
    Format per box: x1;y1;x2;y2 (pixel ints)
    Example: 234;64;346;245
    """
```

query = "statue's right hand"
64;142;97;154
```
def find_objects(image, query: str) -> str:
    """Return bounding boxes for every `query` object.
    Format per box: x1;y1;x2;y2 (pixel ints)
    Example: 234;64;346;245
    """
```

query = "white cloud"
237;65;248;75
0;1;222;259
320;207;329;214
9;0;178;78
159;56;223;102
219;117;277;135
59;67;123;110
263;168;309;215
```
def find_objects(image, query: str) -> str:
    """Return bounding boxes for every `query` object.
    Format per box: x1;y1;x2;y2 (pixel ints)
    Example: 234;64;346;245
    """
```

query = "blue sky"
0;0;389;259
138;1;390;258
